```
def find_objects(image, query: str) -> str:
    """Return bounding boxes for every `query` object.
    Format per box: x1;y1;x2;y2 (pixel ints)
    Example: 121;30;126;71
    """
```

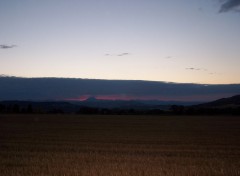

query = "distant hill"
1;95;240;115
0;101;80;113
71;97;200;109
0;98;197;114
195;95;240;108
168;95;240;115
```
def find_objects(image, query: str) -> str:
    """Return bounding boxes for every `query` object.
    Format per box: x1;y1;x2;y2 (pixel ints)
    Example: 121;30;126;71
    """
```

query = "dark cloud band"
219;0;240;13
0;77;240;101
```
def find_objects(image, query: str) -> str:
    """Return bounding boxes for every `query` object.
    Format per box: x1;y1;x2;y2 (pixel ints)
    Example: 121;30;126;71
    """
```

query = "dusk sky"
1;0;240;84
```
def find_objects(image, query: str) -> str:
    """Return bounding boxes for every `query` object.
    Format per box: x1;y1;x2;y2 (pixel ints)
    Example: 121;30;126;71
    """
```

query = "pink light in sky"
67;95;90;101
65;93;234;102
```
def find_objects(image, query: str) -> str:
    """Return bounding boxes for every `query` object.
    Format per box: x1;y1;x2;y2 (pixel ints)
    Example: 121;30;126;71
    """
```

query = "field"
0;114;240;176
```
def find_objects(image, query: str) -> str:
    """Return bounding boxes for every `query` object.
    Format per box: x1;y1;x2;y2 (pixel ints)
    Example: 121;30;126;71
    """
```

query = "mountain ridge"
196;95;240;108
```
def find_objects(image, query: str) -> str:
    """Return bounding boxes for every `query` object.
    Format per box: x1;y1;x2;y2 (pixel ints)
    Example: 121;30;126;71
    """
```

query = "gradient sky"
1;0;240;84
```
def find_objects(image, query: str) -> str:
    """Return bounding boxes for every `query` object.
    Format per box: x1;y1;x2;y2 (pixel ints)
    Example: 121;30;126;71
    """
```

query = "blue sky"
1;0;240;84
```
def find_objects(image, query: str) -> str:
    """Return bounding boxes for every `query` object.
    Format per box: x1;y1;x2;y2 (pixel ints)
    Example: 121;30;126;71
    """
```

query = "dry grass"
0;114;240;176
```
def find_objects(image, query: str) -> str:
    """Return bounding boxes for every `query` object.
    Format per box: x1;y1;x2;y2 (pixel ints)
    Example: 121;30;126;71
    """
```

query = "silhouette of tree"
0;104;6;113
27;104;33;113
12;104;20;113
170;105;185;115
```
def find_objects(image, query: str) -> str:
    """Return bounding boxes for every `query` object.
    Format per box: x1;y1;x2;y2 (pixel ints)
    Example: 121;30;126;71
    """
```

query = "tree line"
1;102;240;115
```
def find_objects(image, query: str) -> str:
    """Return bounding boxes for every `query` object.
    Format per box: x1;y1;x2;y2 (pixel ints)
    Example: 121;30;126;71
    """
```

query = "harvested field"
0;114;240;176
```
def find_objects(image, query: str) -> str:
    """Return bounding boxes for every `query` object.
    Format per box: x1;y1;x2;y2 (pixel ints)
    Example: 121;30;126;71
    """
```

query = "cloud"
0;77;240;102
186;68;201;71
186;68;208;71
105;53;131;57
219;0;240;13
0;44;17;49
117;53;130;57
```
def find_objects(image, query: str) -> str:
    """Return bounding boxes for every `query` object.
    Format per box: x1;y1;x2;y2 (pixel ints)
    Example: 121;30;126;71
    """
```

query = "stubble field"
0;114;240;176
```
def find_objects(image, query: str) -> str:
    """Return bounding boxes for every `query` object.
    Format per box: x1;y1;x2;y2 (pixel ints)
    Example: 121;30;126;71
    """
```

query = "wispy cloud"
165;56;172;59
0;44;17;49
186;67;207;71
186;67;201;71
117;53;130;57
219;0;240;13
105;53;131;57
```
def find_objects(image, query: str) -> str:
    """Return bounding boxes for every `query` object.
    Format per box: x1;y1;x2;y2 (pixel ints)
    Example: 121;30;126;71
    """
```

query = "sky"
1;0;240;84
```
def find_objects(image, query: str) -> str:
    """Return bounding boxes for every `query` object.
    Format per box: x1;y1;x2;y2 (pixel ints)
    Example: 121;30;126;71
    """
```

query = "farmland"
0;114;240;176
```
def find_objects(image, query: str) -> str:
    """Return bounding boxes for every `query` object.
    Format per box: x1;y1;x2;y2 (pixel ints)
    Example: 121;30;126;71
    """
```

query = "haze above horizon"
1;0;240;84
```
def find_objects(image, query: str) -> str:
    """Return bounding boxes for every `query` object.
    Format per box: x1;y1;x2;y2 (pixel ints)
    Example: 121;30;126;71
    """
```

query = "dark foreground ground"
0;114;240;176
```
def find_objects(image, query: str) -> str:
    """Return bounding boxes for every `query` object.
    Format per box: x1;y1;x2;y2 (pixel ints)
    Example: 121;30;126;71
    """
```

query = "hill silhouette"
1;95;240;115
196;95;240;108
